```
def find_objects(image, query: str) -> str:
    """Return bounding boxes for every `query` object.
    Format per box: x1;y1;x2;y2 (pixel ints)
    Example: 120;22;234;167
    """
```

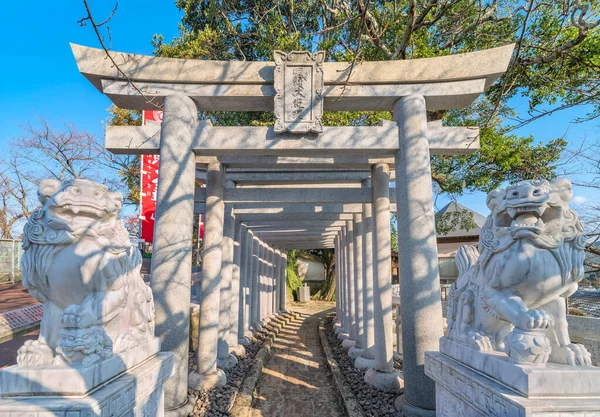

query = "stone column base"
337;332;350;341
348;346;364;359
341;338;356;349
238;336;252;346
188;368;227;390
0;353;173;417
364;368;403;393
230;344;247;358
165;395;196;417
394;394;436;417
426;350;600;416
354;354;375;370
217;353;238;369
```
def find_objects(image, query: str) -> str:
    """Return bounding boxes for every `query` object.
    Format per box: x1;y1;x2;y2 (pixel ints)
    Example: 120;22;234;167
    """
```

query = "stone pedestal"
298;285;311;302
0;338;160;396
0;352;174;417
425;338;600;416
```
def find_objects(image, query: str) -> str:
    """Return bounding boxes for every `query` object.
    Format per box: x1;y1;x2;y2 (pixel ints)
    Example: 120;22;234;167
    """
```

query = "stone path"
0;330;38;369
250;302;345;417
0;283;39;313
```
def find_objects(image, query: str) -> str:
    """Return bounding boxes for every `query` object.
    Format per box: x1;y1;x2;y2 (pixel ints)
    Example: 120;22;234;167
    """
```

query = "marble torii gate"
73;43;513;417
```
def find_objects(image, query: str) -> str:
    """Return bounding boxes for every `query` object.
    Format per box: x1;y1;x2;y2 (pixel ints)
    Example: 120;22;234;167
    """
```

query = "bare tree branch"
79;1;161;109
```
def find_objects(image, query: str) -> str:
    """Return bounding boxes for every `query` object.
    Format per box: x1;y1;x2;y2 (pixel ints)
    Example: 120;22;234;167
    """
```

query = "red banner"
140;110;163;243
199;214;204;241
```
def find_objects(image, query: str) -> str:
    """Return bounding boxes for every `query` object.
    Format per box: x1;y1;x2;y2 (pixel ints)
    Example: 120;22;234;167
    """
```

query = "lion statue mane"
446;179;591;366
16;178;155;367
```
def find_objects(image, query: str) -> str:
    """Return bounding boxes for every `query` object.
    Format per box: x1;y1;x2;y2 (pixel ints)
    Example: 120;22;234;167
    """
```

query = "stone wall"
567;315;600;366
296;255;325;282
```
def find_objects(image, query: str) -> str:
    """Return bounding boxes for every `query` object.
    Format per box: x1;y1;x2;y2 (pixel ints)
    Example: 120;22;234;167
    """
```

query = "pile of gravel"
324;316;403;417
187;337;264;417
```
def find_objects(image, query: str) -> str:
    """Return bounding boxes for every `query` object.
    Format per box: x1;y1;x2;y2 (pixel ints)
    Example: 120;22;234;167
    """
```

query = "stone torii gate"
73;43;513;417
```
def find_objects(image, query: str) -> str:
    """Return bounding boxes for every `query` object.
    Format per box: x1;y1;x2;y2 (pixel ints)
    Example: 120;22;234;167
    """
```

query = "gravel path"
324;315;403;417
250;302;346;417
188;335;264;417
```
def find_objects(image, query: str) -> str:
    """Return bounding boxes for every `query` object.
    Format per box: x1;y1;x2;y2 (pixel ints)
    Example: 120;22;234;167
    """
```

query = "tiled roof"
569;288;600;318
436;201;487;238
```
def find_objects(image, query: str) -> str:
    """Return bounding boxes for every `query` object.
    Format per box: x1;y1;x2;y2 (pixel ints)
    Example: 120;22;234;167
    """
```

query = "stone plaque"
274;50;324;133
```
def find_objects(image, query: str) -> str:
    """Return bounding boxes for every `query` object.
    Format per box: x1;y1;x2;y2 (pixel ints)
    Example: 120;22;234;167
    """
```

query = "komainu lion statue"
446;179;591;366
17;179;155;367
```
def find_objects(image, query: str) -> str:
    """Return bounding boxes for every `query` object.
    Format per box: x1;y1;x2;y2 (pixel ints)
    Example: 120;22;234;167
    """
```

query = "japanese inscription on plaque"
274;50;324;133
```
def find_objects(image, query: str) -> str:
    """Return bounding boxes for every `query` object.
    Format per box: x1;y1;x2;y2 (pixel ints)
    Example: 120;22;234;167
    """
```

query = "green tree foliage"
285;249;304;300
390;212;398;252
150;0;599;198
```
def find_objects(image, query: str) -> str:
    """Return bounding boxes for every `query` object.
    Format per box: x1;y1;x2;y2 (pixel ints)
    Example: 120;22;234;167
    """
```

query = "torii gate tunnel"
73;43;513;417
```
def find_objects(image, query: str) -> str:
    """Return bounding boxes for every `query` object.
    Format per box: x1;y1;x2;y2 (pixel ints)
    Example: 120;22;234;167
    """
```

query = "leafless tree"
0;118;136;238
78;1;160;109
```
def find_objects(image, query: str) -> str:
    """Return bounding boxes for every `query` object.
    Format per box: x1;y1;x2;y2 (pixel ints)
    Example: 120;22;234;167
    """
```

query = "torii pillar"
150;94;197;416
394;94;445;416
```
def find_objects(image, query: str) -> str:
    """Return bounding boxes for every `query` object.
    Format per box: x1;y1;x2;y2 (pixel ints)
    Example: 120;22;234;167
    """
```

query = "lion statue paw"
467;331;496;352
17;340;54;367
517;309;554;331
549;344;592;366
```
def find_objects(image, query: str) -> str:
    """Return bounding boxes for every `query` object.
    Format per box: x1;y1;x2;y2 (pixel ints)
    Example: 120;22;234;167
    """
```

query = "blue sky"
0;1;598;218
0;1;182;142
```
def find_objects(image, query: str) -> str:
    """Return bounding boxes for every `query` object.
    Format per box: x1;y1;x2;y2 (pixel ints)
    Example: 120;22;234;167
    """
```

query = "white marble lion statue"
446;179;591;366
17;179;155;367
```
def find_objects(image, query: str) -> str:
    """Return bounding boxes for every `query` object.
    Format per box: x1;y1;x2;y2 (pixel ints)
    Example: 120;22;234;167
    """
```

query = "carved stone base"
426;351;600;416
504;327;551;364
0;337;160;396
439;337;600;397
0;352;173;417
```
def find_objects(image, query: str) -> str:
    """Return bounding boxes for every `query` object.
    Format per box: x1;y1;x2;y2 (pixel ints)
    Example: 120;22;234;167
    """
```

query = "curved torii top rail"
71;43;514;112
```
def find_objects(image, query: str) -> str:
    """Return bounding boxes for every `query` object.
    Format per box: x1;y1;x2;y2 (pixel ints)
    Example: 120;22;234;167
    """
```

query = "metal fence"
0;240;22;284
